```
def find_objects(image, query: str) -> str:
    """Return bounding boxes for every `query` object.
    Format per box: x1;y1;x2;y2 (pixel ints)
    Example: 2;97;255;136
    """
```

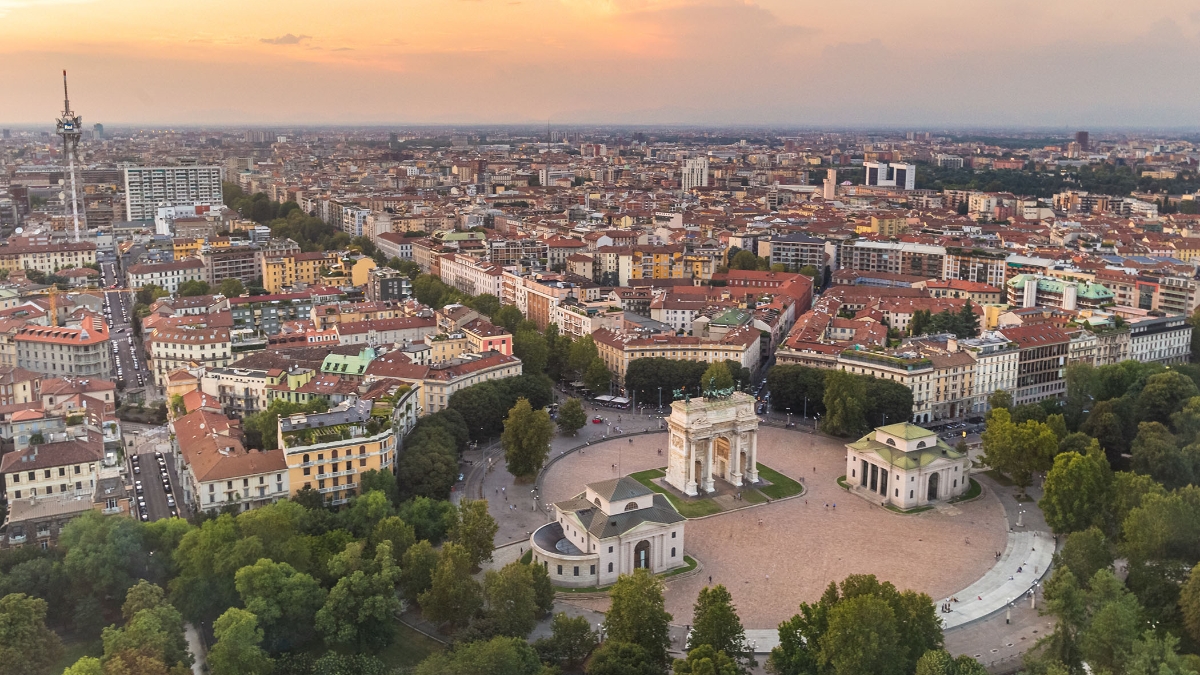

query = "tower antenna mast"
55;70;83;243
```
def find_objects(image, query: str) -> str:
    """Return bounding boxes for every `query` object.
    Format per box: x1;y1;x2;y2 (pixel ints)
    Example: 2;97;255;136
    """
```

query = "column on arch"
703;437;715;493
746;428;759;483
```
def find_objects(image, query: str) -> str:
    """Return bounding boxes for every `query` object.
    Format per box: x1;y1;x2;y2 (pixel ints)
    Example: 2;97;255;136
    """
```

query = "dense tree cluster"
446;373;553;441
765;365;913;437
908;301;980;339
914;163;1200;199
625;358;752;406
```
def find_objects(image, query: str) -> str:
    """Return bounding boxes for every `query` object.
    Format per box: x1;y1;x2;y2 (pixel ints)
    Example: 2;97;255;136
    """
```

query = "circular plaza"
538;425;1008;629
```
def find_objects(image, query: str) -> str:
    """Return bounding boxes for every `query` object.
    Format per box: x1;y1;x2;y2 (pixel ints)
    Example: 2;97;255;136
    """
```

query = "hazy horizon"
3;0;1200;129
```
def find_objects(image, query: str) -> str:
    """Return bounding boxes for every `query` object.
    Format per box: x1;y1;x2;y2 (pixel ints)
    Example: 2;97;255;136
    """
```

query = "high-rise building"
1;129;9;139
1075;131;1089;152
863;162;916;190
92;123;104;139
681;157;709;191
123;165;223;221
823;169;837;200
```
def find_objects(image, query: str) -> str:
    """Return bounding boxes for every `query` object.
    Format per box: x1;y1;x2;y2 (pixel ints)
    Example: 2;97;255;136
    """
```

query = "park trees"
217;278;245;298
400;539;440;603
419;542;483;630
821;371;867;437
584;358;613;393
702;361;735;392
604;568;674;668
207;608;273;675
768;574;941;675
513;329;549;374
370;516;416;566
586;641;663;675
0;593;62;675
687;584;751;670
493;305;524;333
413;636;544;675
396;426;459;501
914;650;988;675
625;358;710;405
502;398;555;478
1136;371;1199;426
100;583;192;674
234;558;326;652
451;499;499;569
533;613;598;670
674;645;741;675
557;397;587;434
766;364;827;417
981;408;1058;493
315;542;402;651
1040;443;1113;534
1131;422;1199;490
482;561;540;638
1055;528;1115;587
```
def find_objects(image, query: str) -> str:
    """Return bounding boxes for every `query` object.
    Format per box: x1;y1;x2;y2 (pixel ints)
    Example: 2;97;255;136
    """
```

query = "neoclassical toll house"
845;423;970;508
531;477;686;588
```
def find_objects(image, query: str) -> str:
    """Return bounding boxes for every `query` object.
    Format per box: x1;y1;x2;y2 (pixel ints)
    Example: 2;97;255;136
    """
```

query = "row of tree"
624;358;752;407
765;365;915;437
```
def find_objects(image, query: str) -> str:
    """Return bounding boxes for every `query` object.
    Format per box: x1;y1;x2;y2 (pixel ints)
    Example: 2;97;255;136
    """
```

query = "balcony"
318;482;357;494
102;506;123;515
7;534;26;544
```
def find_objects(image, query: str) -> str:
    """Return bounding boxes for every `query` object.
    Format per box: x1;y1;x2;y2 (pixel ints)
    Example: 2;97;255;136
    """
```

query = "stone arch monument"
665;391;760;496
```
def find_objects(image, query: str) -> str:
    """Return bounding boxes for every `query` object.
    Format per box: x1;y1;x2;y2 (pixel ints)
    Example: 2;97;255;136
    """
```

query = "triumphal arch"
664;390;760;496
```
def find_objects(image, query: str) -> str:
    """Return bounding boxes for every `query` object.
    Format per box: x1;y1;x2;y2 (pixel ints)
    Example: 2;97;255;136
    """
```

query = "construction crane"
29;286;134;327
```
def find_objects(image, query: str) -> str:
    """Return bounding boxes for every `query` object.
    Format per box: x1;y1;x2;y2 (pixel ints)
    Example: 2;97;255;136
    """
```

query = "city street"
126;427;187;522
100;260;152;395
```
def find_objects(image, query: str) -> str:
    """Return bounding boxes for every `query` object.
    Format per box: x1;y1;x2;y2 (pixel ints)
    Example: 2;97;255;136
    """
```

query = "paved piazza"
539;426;1008;629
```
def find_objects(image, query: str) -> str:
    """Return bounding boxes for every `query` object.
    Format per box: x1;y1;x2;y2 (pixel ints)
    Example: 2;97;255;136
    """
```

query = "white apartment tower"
863;162;916;191
681;157;709;191
124;166;224;221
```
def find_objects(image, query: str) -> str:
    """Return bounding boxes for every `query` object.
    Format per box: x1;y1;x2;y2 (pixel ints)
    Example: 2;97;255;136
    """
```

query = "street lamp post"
658;386;662;410
786;408;792;427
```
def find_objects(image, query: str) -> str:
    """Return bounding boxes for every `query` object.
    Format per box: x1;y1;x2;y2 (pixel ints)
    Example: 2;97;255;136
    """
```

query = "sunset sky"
2;0;1199;127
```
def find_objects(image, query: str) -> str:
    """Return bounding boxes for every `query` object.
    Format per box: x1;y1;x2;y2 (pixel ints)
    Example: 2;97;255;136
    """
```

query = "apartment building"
230;292;318;335
439;254;505;297
0;241;97;273
199;245;261;287
758;234;827;275
148;327;233;393
375;232;415;261
918;279;1003;305
174;408;289;513
200;366;286;418
0;432;104;502
335;316;438;347
366;267;413;302
942;247;1008;288
959;333;1019;415
126;259;207;293
848;241;945;279
0;366;41;406
1128;315;1191;365
261;251;342;293
278;399;396;507
1007;275;1114;311
592;326;762;384
998;324;1069;406
16;315;111;378
124;165;224;221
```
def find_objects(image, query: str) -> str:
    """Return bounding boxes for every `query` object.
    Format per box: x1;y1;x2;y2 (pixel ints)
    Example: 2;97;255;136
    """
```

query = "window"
671;547;676;557
209;484;214;493
74;465;81;474
608;562;613;573
590;565;596;575
671;531;676;538
557;565;563;575
608;546;613;553
13;490;19;499
573;566;579;576
910;490;914;498
303;454;310;464
304;467;311;476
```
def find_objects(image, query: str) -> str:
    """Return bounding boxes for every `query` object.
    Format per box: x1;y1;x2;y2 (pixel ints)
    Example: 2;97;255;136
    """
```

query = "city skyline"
2;0;1200;127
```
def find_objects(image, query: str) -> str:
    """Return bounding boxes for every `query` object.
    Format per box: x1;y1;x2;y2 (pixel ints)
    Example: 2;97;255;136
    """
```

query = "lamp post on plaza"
786;407;791;427
658;386;663;411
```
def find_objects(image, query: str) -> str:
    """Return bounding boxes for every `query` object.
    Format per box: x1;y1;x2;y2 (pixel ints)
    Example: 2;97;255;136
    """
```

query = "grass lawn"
836;475;851;490
51;636;102;673
741;489;768;504
520;549;532;564
885;504;935;515
629;468;723;518
950;478;982;503
376;622;444;670
755;463;803;499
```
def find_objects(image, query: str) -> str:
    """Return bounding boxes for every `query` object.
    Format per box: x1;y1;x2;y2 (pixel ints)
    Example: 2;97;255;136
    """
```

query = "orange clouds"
0;0;1198;125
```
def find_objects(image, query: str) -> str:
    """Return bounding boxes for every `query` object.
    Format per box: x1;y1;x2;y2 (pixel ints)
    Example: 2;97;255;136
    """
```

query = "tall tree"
451;499;499;569
0;594;62;675
1040;444;1112;534
533;613;597;670
235;558;326;652
701;361;735;392
1055;528;1114;587
557;397;587;435
400;539;440;603
687;585;750;669
207;608;273;675
502;398;555;478
674;645;741;675
586;641;663;675
1136;371;1200;426
315;543;402;651
493;305;524;333
1131;422;1197;490
513;329;549;374
483;561;540;638
569;336;600;379
604;569;673;668
584;358;613;393
817;594;902;675
821;371;867;437
418;542;483;630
